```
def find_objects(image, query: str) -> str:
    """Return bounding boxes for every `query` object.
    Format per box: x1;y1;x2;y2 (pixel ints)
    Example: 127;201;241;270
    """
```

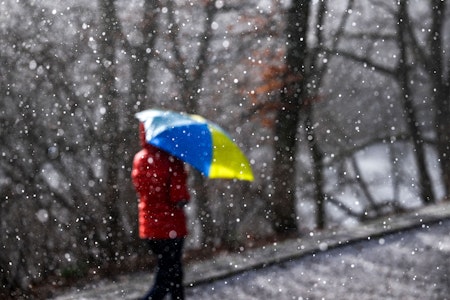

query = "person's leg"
141;240;169;300
141;238;185;300
168;238;184;300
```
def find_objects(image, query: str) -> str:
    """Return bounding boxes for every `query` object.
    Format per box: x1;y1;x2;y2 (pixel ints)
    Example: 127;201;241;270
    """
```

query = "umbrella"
135;109;254;181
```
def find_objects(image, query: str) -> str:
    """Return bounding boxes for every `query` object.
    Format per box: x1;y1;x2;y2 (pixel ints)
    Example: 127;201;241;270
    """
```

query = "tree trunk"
129;1;160;111
429;0;450;199
305;110;326;229
434;89;450;200
191;170;215;248
97;0;124;260
398;0;435;204
270;0;311;235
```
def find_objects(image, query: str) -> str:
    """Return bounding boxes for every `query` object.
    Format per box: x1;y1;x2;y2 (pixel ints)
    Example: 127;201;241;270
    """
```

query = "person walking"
132;122;190;300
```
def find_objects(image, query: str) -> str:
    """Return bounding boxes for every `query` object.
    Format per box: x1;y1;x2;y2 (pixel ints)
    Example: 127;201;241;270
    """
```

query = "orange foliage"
244;48;303;127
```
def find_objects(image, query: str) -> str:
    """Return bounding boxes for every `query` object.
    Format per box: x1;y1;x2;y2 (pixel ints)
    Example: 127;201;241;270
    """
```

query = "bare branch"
320;47;396;77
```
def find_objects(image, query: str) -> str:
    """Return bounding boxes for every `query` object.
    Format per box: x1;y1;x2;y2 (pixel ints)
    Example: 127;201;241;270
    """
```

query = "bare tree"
407;0;450;199
319;0;437;206
269;1;311;235
303;0;356;229
397;0;435;203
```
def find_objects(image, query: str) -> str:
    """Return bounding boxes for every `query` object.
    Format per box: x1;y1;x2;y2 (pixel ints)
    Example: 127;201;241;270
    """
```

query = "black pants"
142;238;185;300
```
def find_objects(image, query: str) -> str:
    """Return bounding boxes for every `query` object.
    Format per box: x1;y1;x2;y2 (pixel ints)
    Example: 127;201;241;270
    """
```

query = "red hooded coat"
132;123;190;239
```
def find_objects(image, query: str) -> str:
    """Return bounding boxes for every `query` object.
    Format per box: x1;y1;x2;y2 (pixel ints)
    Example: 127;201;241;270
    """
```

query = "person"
132;122;190;300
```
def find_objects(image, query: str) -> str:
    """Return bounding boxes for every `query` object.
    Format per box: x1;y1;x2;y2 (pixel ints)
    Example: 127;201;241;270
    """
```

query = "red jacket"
132;123;190;239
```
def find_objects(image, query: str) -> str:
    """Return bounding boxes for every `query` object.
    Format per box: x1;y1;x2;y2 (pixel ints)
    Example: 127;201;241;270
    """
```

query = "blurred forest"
1;0;449;297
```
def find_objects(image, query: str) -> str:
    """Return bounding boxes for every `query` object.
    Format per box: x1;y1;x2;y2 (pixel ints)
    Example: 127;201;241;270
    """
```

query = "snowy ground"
53;209;450;300
186;219;450;300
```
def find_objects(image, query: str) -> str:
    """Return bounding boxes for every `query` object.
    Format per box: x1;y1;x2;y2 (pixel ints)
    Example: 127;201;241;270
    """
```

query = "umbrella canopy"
135;109;254;181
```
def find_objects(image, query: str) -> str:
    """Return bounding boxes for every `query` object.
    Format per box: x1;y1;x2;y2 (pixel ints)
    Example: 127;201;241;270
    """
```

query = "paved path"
53;202;450;299
187;219;450;299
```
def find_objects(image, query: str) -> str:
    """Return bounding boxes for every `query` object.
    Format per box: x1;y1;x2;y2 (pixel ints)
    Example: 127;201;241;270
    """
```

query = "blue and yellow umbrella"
135;109;254;181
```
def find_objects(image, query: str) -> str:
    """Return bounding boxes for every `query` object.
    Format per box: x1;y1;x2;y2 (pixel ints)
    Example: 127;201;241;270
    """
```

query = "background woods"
0;0;449;297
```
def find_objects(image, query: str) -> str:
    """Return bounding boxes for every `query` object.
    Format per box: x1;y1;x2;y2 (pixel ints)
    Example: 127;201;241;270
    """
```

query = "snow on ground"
186;219;450;300
53;211;450;300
